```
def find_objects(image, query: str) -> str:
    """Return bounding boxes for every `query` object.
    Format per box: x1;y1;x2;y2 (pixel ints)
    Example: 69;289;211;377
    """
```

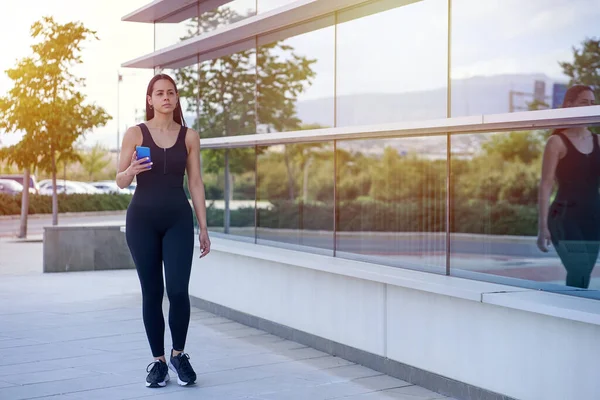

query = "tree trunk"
283;148;295;201
51;151;58;226
224;149;230;234
303;156;313;203
18;168;30;238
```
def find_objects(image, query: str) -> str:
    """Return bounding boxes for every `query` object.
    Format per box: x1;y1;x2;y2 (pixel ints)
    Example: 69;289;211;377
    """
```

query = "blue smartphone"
136;146;151;165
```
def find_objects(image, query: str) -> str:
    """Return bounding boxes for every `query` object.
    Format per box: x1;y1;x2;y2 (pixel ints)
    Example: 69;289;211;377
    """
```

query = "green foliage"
0;17;111;174
197;199;538;236
175;6;317;182
481;131;544;164
560;37;600;134
560;37;600;101
80;143;111;181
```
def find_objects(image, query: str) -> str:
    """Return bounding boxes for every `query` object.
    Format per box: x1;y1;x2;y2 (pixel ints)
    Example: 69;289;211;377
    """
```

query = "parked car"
127;181;137;194
38;179;103;195
73;181;104;194
90;180;129;194
0;174;39;194
0;179;23;195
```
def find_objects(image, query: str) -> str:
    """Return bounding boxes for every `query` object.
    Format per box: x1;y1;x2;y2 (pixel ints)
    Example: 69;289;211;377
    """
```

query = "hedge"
206;199;539;236
1;194;539;236
0;193;132;216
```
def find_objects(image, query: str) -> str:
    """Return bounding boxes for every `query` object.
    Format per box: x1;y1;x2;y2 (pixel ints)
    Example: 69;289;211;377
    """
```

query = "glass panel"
257;0;296;13
336;0;449;126
201;147;256;240
451;0;599;116
256;142;334;254
154;7;198;51
154;0;256;51
450;123;600;295
257;18;335;132
336;136;447;272
196;49;257;139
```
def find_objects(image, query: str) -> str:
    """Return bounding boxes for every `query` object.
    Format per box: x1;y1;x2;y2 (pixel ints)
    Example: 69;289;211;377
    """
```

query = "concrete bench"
43;223;134;272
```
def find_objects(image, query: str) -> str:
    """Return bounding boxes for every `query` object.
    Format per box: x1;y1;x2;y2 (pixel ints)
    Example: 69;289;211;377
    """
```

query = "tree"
0;136;42;237
0;17;110;227
481;131;544;164
80;143;111;181
560;37;600;100
560;37;600;134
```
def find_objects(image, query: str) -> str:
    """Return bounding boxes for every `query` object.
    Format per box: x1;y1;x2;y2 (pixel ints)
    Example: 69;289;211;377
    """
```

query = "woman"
116;73;211;388
537;84;597;288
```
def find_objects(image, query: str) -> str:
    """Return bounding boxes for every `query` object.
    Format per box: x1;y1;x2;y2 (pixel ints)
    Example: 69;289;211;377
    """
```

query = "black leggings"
548;202;600;289
126;204;194;358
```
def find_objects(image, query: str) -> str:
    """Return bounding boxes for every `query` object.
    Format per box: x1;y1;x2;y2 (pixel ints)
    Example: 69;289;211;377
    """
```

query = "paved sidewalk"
0;238;455;400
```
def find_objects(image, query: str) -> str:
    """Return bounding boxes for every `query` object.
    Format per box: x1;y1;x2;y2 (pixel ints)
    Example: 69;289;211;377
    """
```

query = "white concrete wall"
190;238;600;400
190;249;386;356
386;287;600;400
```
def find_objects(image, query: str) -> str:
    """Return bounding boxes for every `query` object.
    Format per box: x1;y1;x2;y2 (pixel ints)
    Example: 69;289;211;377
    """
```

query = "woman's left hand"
199;229;211;258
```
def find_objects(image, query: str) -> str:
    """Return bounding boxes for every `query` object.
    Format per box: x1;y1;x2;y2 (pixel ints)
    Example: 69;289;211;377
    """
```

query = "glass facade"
257;0;296;14
202;147;256;240
149;0;600;299
257;18;335;132
336;0;449;125
154;0;256;50
336;136;447;272
256;143;335;254
451;0;600;115
195;51;257;139
450;128;600;293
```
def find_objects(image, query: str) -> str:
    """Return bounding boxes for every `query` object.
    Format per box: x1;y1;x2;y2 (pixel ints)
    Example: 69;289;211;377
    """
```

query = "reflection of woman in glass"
537;85;597;288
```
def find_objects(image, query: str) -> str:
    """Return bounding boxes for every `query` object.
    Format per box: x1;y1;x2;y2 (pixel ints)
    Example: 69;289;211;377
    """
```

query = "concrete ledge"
43;224;134;272
205;238;600;325
190;296;515;400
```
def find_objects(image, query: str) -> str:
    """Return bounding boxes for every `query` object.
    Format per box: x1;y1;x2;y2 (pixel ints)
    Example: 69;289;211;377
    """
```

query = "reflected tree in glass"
172;6;319;233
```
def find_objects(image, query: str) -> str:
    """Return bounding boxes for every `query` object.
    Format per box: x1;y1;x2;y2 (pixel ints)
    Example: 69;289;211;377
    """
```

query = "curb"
0;210;127;221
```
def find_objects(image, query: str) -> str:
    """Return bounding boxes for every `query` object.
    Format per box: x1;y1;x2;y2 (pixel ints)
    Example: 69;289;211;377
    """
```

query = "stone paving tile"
0;367;98;386
0;238;455;400
0;380;17;389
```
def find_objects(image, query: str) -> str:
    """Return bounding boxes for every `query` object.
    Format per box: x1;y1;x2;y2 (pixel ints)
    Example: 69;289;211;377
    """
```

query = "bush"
0;193;132;216
1;193;540;237
204;199;539;236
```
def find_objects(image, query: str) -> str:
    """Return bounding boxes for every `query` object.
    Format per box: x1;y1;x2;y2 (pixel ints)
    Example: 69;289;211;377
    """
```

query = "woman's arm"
116;126;145;189
185;128;210;257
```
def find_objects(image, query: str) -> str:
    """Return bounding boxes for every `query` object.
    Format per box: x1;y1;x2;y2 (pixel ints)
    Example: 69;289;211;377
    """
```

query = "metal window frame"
198;106;600;149
123;0;234;23
122;0;420;68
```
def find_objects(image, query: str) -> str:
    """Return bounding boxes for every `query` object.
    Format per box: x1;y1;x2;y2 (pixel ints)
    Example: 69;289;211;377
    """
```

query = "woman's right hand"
536;227;551;252
126;151;153;176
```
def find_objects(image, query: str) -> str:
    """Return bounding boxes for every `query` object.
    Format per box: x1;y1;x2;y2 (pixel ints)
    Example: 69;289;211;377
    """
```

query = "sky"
0;0;154;150
0;0;598;150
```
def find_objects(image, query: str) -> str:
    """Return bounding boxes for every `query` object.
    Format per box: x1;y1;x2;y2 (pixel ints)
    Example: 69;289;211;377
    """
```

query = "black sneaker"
145;360;170;388
169;351;196;386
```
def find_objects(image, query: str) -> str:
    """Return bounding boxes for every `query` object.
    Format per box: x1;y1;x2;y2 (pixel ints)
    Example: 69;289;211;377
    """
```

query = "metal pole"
445;0;452;276
117;72;122;167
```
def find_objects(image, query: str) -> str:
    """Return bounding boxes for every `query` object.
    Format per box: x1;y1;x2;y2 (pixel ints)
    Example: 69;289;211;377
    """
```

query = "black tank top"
130;123;189;208
554;132;600;207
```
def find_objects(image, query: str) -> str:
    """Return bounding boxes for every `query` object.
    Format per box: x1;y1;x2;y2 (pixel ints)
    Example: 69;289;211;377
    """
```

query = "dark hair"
551;84;594;136
560;84;593;108
145;73;186;127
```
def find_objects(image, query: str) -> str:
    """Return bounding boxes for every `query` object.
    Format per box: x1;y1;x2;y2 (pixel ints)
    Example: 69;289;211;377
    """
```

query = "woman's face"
148;79;178;115
568;90;596;107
